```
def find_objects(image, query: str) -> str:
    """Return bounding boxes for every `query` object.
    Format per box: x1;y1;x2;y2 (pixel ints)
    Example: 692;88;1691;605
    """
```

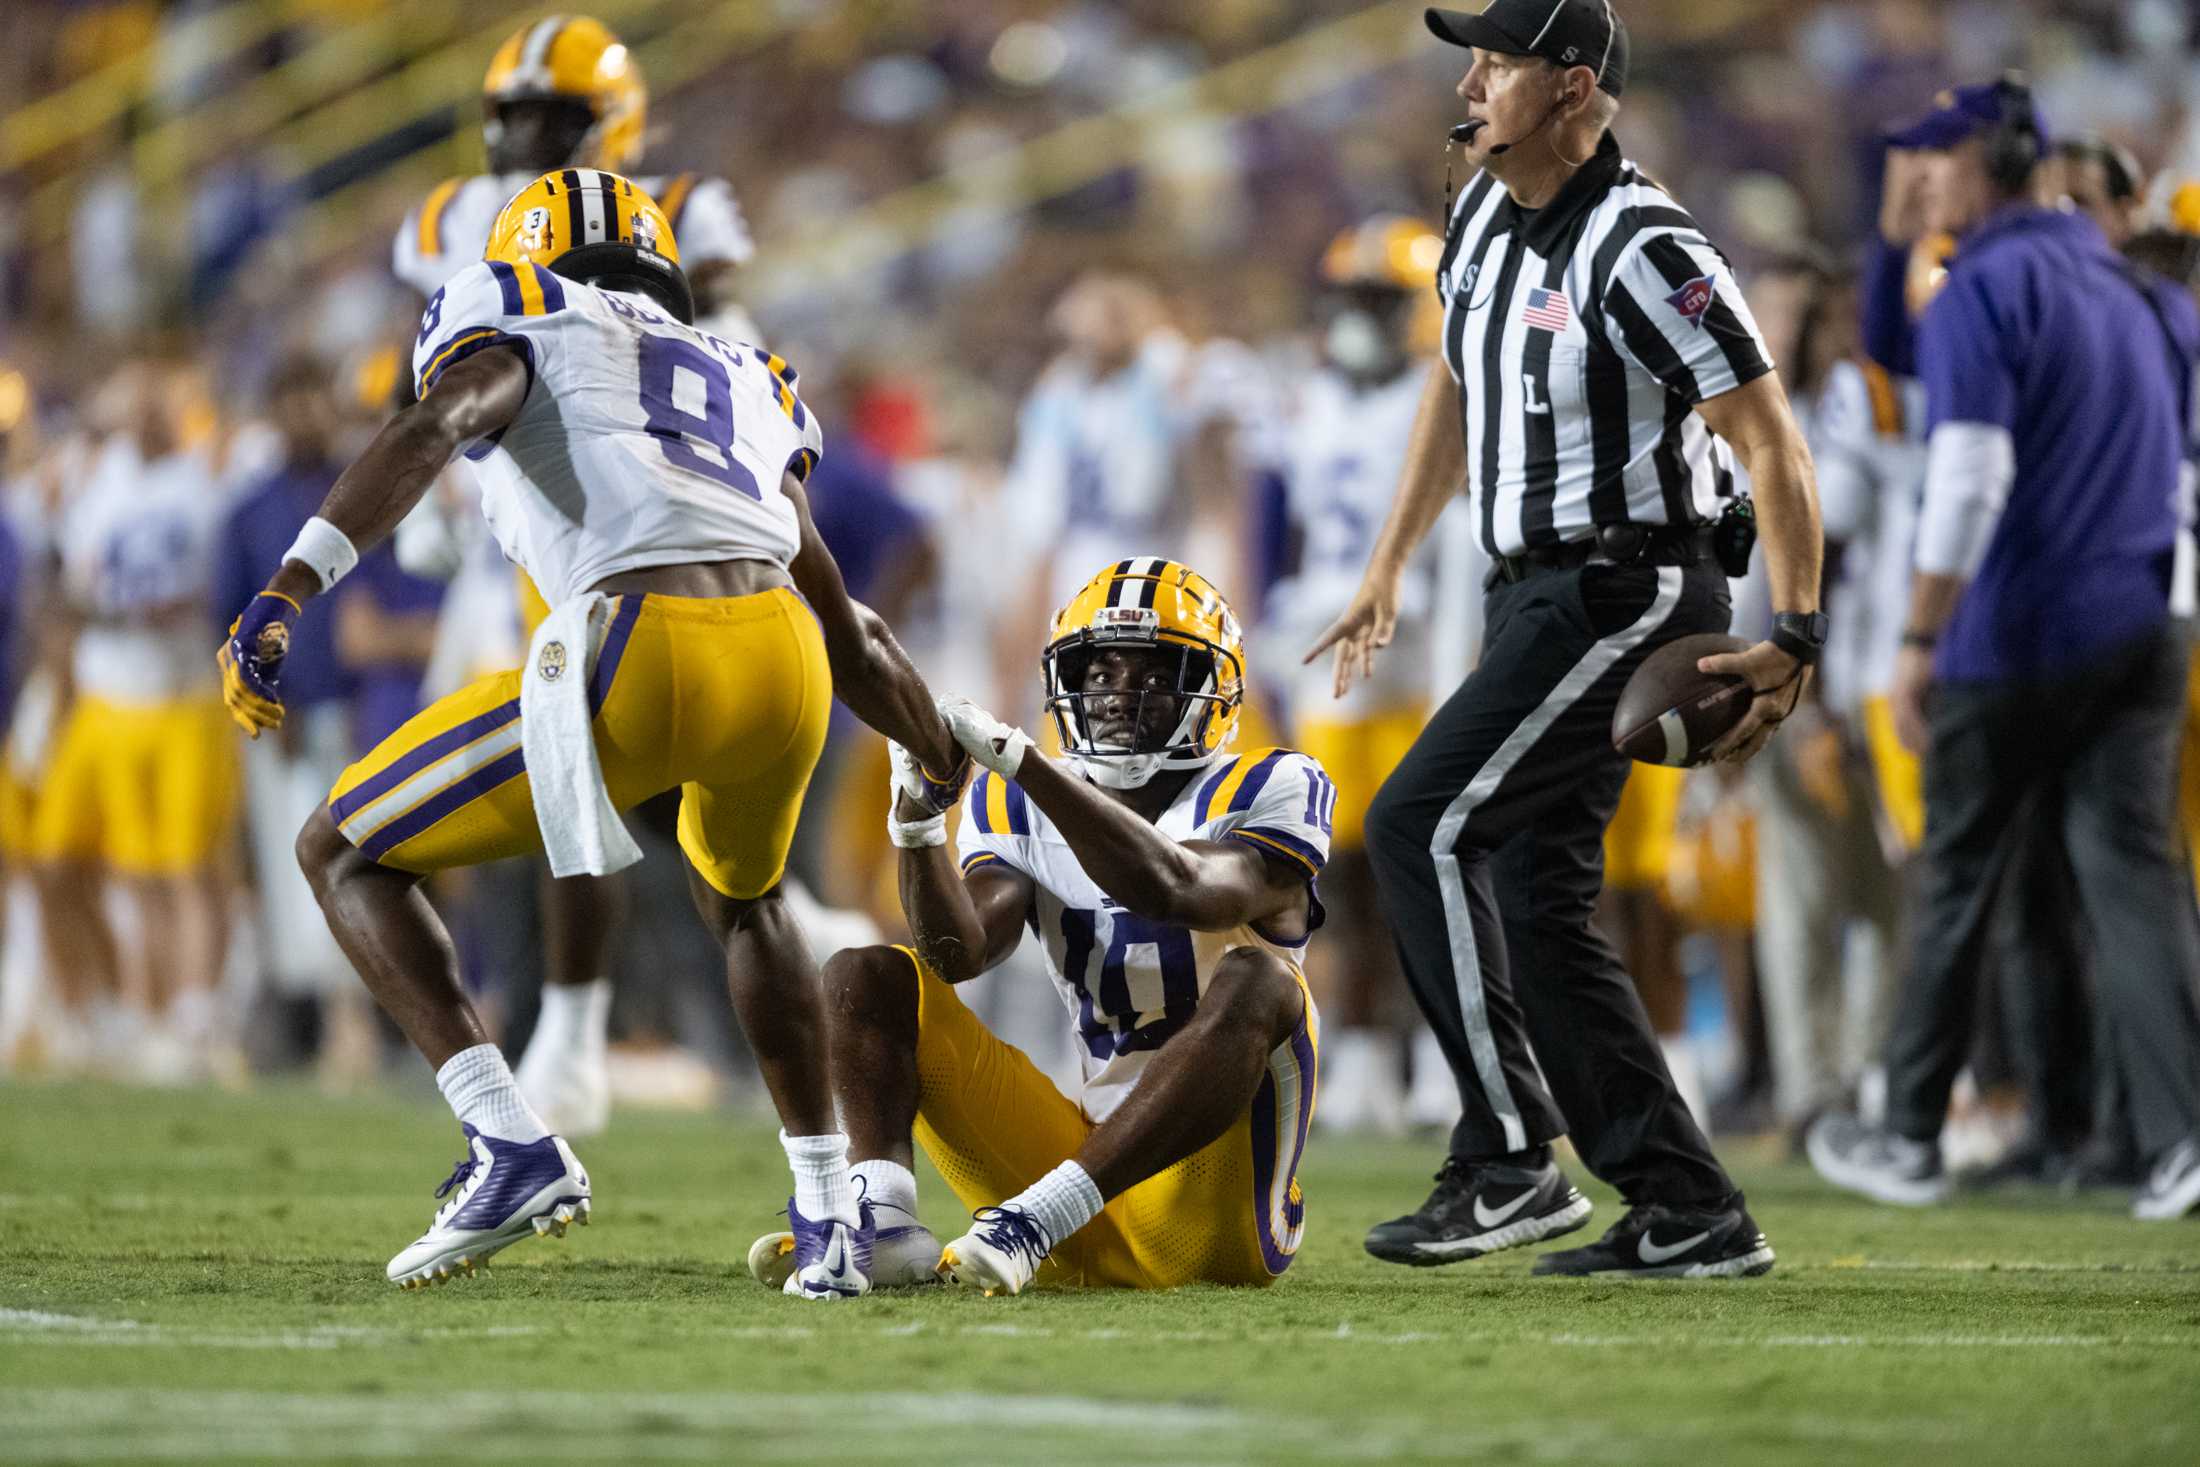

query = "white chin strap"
1075;753;1165;790
1071;747;1224;790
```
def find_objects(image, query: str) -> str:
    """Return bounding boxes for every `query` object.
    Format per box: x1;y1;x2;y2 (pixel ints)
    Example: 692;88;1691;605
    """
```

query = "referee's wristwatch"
1769;611;1830;666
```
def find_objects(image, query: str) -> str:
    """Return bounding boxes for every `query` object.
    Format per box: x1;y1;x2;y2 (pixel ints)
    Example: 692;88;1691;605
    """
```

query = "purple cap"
1885;79;2047;151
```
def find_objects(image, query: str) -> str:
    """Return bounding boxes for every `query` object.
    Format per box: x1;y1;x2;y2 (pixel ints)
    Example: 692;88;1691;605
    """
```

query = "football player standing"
221;174;962;1294
388;16;758;1139
1272;216;1449;1134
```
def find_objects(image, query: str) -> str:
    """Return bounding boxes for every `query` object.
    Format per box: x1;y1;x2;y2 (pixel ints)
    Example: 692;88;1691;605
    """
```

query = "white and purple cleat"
745;1198;875;1299
749;1195;942;1293
387;1125;591;1290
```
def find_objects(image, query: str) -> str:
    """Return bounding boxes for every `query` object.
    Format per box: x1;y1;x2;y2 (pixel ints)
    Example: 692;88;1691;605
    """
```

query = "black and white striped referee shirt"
1437;131;1774;558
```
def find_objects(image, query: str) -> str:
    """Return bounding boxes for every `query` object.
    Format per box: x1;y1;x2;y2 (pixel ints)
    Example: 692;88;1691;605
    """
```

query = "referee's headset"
1446;8;1620;218
1447;75;1586;155
1444;75;1588;225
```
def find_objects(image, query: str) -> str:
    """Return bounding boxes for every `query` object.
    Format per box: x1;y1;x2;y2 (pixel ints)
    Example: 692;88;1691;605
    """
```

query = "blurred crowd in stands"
4;0;2200;1186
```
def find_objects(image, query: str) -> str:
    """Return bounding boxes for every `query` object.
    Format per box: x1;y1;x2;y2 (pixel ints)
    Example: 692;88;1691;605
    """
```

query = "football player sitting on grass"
751;558;1331;1295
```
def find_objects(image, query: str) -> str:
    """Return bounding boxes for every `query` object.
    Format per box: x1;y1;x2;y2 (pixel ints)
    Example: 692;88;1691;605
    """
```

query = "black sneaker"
1805;1111;1951;1206
1531;1199;1775;1278
1363;1156;1592;1266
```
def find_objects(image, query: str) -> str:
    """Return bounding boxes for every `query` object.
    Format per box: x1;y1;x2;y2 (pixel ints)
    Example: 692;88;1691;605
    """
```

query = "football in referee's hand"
1612;634;1754;767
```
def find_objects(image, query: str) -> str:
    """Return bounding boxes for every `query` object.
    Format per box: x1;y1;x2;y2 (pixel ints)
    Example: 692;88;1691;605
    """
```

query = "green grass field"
3;1080;2197;1466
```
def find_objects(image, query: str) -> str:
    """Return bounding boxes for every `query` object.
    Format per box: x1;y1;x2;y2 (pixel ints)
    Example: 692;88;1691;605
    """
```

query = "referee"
1308;0;1824;1278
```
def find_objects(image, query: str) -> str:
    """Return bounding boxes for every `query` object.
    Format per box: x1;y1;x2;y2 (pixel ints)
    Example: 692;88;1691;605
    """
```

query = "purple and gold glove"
217;590;301;738
887;740;972;848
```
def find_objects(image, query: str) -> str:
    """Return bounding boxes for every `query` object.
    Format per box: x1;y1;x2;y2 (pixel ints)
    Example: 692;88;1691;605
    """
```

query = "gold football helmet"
1320;214;1443;357
483;15;646;173
1043;558;1245;789
486;169;691;322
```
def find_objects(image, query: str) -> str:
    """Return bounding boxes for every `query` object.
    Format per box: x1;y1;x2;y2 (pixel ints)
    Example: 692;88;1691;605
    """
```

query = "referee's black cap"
1426;1;1630;98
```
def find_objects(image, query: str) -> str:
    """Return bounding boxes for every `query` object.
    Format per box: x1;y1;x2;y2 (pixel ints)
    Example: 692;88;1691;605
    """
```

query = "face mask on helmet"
1044;639;1230;790
485;99;599;176
1325;310;1391;375
1321;285;1411;379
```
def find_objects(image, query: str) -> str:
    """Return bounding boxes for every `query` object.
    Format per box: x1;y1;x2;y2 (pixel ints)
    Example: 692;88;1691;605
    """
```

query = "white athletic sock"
1317;1028;1377;1133
1002;1160;1103;1249
782;1130;859;1227
533;978;612;1057
850;1157;918;1217
167;988;218;1047
436;1044;551;1143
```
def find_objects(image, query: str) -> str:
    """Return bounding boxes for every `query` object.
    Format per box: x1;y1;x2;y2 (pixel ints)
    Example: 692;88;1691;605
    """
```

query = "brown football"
1611;634;1753;767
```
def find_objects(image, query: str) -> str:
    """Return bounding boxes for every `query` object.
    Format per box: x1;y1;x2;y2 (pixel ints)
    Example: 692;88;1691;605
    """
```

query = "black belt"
1489;524;1715;587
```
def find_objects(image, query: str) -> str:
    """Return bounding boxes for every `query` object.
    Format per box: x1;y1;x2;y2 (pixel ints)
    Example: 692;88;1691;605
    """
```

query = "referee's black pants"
1365;557;1737;1207
1885;623;2200;1163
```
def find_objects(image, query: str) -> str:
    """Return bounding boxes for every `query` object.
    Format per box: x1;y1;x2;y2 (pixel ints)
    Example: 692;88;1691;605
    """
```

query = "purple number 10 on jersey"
637;334;761;500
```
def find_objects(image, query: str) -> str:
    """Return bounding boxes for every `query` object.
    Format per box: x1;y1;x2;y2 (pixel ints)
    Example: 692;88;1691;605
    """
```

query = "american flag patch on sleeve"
1521;287;1571;332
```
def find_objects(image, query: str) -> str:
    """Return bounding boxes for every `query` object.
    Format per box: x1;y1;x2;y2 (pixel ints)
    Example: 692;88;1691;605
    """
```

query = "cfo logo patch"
538;640;568;682
1666;275;1715;329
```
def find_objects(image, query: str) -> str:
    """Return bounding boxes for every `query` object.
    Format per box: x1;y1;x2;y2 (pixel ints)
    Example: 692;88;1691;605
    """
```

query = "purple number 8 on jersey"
636;335;761;500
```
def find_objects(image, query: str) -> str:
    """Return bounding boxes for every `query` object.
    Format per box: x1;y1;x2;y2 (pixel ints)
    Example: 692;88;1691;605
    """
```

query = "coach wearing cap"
1808;80;2200;1221
1309;0;1824;1277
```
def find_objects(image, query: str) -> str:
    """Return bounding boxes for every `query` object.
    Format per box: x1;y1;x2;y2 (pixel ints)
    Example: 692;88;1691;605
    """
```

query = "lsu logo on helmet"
1043;557;1245;789
483;15;647;172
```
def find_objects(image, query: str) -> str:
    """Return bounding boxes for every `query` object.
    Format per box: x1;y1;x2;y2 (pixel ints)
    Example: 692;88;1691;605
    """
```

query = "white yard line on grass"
1835;1258;2200;1274
0;1310;544;1350
7;1310;2192;1353
0;1389;1270;1465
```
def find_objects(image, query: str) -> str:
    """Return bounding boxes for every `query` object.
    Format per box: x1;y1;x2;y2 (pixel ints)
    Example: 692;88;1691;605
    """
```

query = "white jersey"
58;441;224;702
1006;333;1195;608
391;170;753;298
956;747;1333;1121
411;259;820;605
1811;359;1925;711
1269;363;1448;714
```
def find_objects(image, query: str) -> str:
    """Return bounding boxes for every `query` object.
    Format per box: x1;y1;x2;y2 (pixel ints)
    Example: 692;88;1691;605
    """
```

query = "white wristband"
888;811;948;849
284;516;360;593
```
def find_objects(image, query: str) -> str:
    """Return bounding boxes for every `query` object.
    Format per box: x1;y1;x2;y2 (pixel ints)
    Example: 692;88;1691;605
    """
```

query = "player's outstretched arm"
1303;357;1466;696
898;829;1032;992
939;698;1306;932
783;474;962;778
217;347;530;737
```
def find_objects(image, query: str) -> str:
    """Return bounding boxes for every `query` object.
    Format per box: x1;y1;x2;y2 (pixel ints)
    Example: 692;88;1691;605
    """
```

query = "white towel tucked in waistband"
521;592;643;879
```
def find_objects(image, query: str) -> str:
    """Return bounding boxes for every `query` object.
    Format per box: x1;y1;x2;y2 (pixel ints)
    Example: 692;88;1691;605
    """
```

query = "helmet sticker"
520;206;553;253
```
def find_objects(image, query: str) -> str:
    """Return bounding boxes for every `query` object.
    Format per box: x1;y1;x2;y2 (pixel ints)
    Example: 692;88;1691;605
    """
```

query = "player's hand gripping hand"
887;740;972;849
937;695;1034;778
217;590;302;739
1303;572;1399;699
1696;641;1808;765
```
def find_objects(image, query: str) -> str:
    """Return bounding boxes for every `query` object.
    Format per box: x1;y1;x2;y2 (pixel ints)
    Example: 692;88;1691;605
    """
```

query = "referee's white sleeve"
1601;230;1773;404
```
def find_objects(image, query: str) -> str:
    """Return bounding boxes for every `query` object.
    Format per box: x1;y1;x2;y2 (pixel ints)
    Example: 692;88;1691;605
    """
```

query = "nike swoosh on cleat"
1636;1229;1711;1265
1470;1188;1537;1229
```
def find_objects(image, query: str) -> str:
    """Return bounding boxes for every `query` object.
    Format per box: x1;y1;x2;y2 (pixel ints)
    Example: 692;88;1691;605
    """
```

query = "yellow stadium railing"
22;1;507;245
2;0;296;172
22;1;672;248
287;0;800;270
